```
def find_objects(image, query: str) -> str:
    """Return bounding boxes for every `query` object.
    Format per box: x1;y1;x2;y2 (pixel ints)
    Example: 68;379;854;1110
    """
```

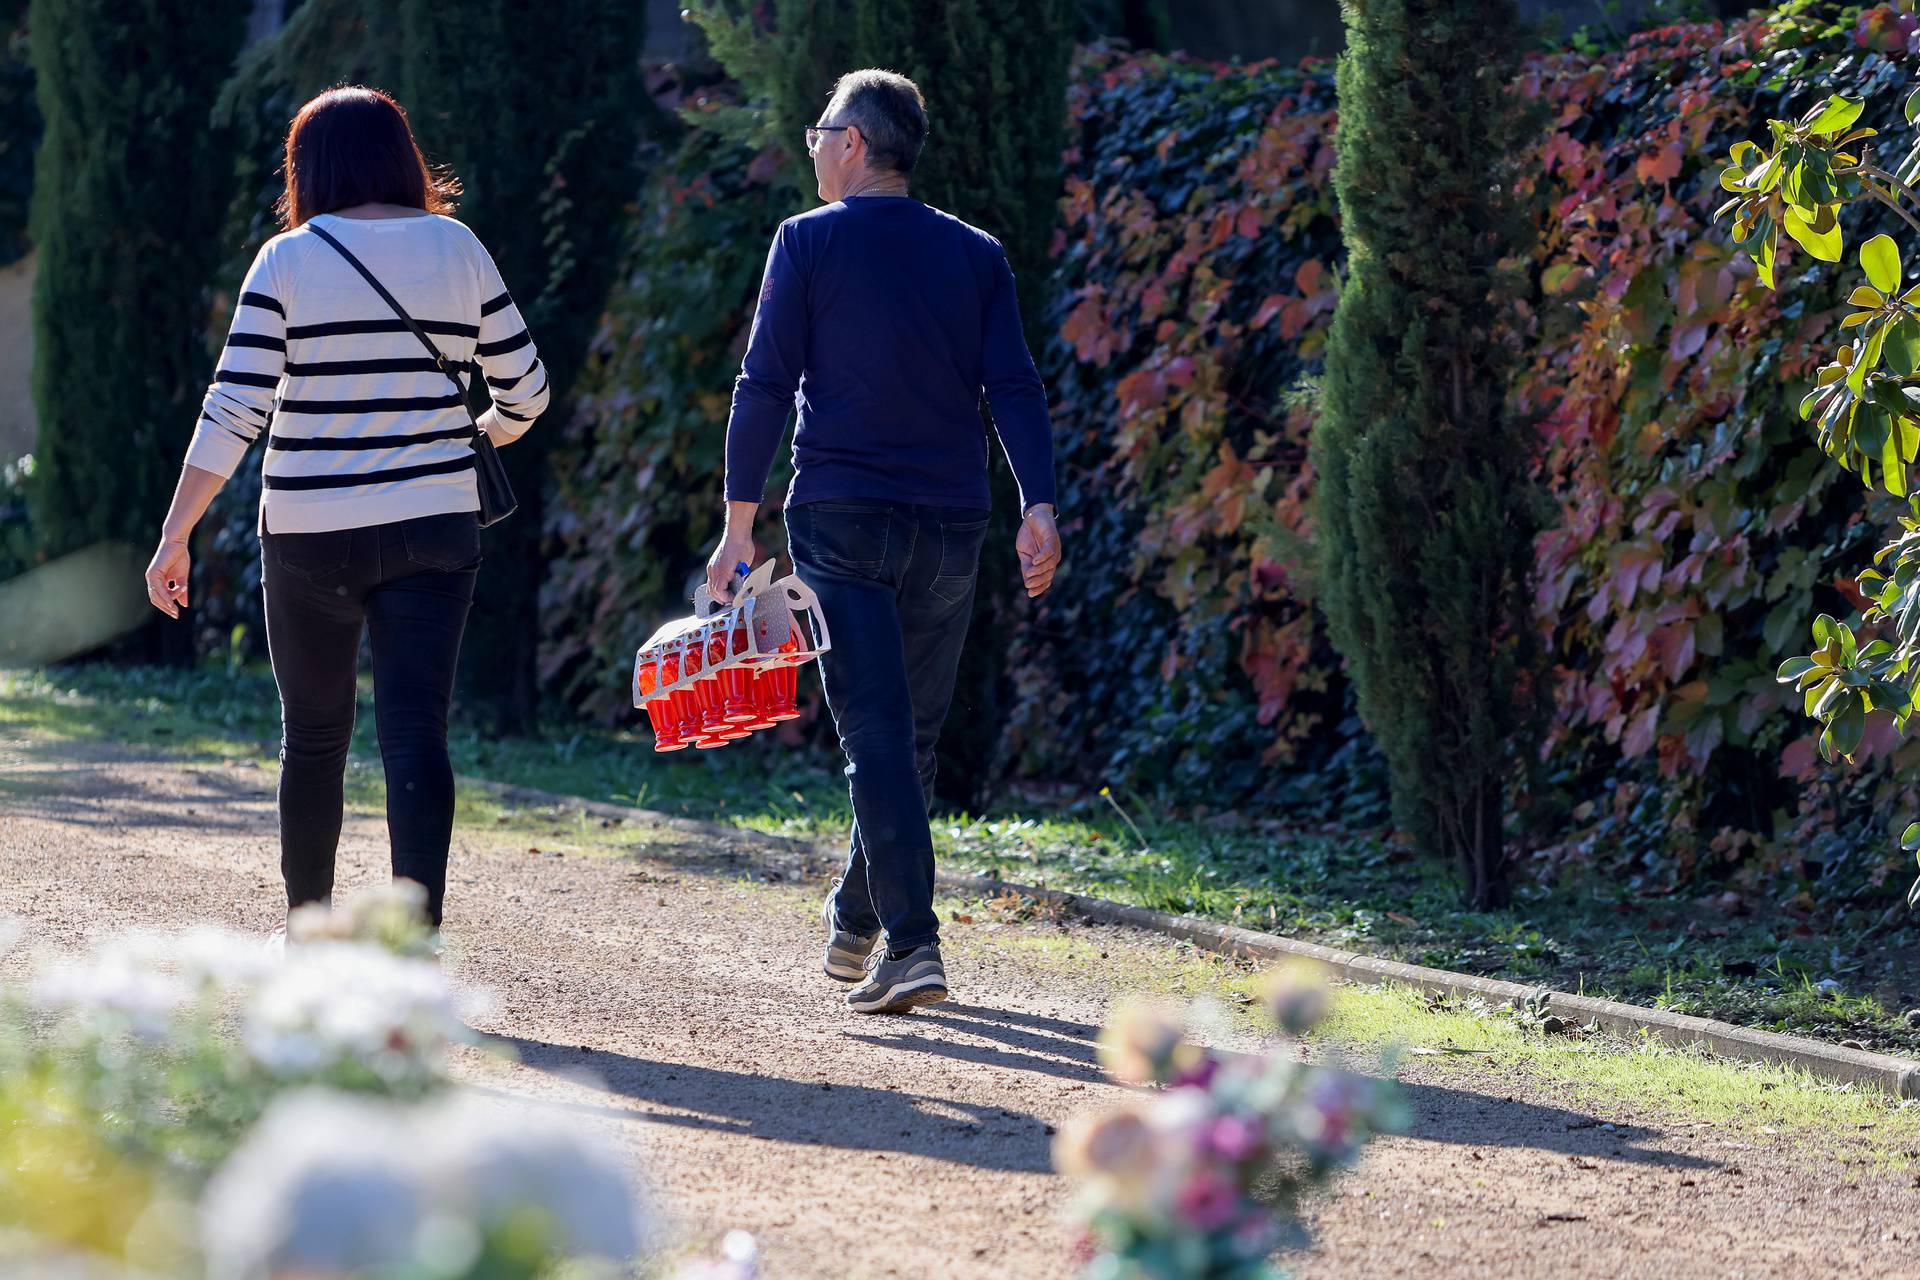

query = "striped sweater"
185;212;549;534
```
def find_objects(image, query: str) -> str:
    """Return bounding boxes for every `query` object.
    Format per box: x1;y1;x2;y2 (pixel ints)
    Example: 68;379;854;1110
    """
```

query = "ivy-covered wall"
545;9;1920;904
1021;17;1920;902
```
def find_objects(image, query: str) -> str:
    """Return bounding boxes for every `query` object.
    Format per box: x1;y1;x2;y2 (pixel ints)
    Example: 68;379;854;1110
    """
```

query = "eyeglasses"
805;125;852;154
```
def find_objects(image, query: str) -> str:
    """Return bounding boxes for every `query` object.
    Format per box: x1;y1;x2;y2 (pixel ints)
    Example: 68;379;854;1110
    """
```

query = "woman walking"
143;86;549;933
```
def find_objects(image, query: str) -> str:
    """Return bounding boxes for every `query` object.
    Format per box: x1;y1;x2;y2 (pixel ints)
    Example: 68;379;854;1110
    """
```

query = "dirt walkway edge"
462;776;1920;1100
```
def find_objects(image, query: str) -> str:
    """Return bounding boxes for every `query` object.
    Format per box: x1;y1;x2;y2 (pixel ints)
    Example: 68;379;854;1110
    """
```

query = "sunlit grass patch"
964;912;1920;1169
1316;983;1920;1167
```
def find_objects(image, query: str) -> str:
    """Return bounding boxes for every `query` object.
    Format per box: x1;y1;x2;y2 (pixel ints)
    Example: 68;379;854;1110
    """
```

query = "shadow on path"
1386;1078;1719;1169
493;1032;1059;1174
841;1001;1107;1085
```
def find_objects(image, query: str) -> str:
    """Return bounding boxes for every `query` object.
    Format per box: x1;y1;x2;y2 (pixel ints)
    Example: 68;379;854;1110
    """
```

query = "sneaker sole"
847;977;949;1015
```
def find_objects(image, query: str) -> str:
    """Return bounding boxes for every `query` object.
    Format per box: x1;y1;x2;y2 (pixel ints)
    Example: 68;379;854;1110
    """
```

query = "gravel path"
1;730;1915;1278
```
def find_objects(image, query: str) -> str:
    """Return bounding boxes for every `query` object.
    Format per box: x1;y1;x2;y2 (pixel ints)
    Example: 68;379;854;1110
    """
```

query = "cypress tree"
689;0;1075;808
392;0;650;732
1309;0;1543;906
25;0;247;652
0;0;36;268
851;1;1074;810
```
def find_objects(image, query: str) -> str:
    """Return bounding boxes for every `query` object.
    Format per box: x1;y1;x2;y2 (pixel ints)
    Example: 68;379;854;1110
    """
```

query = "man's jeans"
787;500;990;952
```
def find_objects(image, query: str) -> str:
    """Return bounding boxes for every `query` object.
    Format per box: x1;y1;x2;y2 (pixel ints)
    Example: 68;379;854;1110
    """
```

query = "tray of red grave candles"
631;560;832;752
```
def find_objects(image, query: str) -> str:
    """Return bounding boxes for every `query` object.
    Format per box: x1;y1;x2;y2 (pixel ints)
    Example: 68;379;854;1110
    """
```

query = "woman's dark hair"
278;86;460;228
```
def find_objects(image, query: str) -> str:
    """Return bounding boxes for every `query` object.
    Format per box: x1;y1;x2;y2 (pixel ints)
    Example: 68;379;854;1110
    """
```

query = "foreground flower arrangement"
0;885;649;1279
1055;966;1403;1280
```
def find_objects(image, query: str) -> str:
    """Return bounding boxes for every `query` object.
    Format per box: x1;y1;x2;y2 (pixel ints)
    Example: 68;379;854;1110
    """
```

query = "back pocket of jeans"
401;513;482;572
270;529;352;582
930;517;989;605
802;504;890;577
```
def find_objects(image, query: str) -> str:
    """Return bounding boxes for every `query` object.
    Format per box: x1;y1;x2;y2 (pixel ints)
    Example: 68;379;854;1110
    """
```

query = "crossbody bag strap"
306;220;478;434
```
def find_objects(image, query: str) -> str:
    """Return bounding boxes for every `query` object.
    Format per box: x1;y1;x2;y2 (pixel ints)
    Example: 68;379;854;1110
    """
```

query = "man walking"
707;69;1061;1014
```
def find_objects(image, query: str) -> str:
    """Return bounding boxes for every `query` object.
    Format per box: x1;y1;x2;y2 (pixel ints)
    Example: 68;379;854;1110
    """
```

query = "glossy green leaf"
1886;315;1920;376
1809;95;1865;136
1863;233;1902;293
1830;697;1867;758
1777;655;1818;682
1786;205;1843;262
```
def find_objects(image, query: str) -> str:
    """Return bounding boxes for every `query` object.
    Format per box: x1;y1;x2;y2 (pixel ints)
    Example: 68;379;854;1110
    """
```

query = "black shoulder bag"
307;221;518;527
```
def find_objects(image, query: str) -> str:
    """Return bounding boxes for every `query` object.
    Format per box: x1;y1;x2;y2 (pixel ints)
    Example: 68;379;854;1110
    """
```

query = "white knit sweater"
185;212;549;534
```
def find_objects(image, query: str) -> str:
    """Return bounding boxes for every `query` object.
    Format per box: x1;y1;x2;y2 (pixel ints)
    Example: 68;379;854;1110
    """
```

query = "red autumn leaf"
1635;140;1683;185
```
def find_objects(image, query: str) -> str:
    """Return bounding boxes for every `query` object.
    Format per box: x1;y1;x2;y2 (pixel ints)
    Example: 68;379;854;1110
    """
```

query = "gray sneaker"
822;880;880;982
846;943;947;1014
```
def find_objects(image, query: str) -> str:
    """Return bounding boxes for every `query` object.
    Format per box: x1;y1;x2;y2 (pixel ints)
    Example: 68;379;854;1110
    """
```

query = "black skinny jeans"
261;512;480;927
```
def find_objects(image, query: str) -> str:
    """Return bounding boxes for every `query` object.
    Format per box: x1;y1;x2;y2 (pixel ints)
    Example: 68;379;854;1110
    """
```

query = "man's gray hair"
826;69;928;175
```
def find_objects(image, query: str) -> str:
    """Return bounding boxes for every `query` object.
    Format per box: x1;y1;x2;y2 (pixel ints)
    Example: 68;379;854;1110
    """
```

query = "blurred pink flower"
1205;1114;1264;1163
1167;1052;1219;1091
1295;1071;1368;1157
1174;1167;1241;1232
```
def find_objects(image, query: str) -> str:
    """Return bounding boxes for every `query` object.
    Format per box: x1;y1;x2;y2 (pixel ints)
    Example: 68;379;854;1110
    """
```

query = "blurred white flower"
287;880;438;958
169;925;277;991
29;938;191;1037
243;941;471;1080
200;1091;426;1280
674;1230;761;1280
419;1092;647;1260
202;1089;646;1280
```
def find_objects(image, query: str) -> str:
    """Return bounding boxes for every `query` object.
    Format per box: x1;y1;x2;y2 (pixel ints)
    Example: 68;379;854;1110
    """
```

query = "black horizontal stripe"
215;368;279;389
264;455;474;491
285;356;447;377
483;358;539;391
480;290;514;316
268;425;474;452
286;318;479;340
278;394;463;415
226;332;286;352
495;403;537;423
239;291;283;316
495;370;549;412
476;329;531;358
200;414;254;442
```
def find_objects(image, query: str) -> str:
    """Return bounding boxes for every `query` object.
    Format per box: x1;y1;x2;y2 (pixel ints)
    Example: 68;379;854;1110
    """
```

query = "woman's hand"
145;538;190;620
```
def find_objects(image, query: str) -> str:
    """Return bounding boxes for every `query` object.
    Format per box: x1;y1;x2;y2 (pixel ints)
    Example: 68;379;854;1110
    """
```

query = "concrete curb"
467;775;1920;1100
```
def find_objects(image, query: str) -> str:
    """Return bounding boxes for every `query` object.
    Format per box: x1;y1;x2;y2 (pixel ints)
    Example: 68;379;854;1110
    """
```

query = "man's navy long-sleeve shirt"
723;196;1057;513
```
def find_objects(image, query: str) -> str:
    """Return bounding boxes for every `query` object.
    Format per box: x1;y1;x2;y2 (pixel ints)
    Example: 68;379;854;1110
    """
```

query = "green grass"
6;662;1920;1056
954;913;1920;1170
